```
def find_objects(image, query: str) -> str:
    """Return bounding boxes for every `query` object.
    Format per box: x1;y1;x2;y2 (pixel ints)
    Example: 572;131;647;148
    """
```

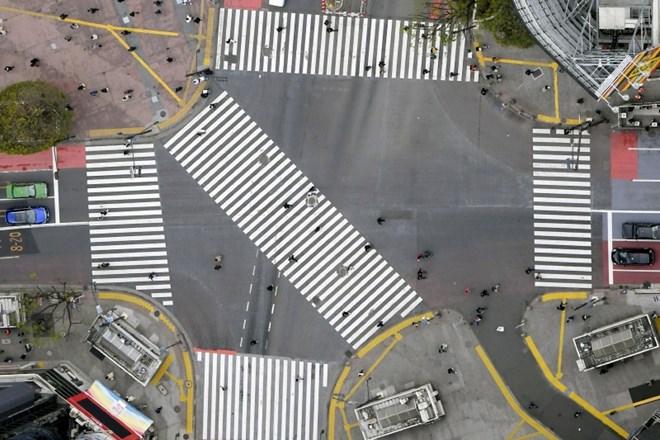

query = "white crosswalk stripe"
85;144;174;306
164;91;423;348
532;128;593;289
198;350;328;440
215;8;478;81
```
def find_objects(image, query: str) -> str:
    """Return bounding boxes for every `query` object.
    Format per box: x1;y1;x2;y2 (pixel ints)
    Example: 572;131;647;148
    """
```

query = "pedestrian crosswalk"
198;350;329;440
532;128;593;289
164;91;423;348
86;144;174;306
216;8;478;81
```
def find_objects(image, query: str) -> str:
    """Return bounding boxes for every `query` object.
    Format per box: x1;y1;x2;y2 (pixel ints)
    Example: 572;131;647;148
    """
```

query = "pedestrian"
128;46;137;52
496;74;503;82
543;85;551;91
154;0;163;5
581;314;591;321
276;26;285;32
30;58;40;67
485;74;494;80
105;372;115;381
295;375;303;382
122;94;133;101
4;66;13;72
480;88;488;96
476;306;487;314
525;267;534;274
155;9;162;15
98;262;110;268
358;369;365;377
197;129;206;136
124;89;134;95
447;368;457;374
599;369;608;375
219;385;227;390
525;69;532;75
186;14;193;23
59;14;68;20
376;321;384;327
577;98;584;104
365;65;372;71
175;86;183;92
439;343;448;353
557;302;566;311
464;288;471;295
364;244;373;252
469;64;477;72
480;289;489;297
490;65;498;72
574;411;581;418
491;56;499;62
155;406;162;414
326;27;335;33
20;353;26;360
528;401;538;409
166;57;173;63
87;8;99;13
288;255;298;262
422;68;430;75
417;270;426;280
378;60;385;68
342;311;350;317
226;38;234;44
566;315;574;323
64;35;72;41
148;272;156;280
250;340;257;346
266;285;274;291
324;19;330;26
209;103;217;109
129;11;139;17
535;273;542;280
449;72;457;78
314;226;321;232
121;30;131;35
214;264;222;270
99;208;108;218
100;87;109;93
377;217;386;225
491;283;500;293
193;17;201;24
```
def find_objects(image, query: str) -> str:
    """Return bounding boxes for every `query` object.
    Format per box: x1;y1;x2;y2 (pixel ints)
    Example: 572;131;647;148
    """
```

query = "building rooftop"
573;313;659;372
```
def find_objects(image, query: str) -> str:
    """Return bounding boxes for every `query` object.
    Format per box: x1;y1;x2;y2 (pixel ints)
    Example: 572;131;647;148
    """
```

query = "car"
5;207;50;225
5;182;48;199
622;222;660;240
611;248;655;266
269;0;285;6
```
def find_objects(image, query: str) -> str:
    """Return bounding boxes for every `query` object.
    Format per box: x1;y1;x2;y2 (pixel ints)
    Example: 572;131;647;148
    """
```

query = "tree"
20;283;83;340
477;0;535;48
0;80;72;155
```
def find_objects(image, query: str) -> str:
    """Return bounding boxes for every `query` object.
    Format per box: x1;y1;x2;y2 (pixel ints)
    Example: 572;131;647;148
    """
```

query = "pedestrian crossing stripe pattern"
164;91;423;349
86;144;174;306
198;350;328;440
532;128;592;289
215;8;479;82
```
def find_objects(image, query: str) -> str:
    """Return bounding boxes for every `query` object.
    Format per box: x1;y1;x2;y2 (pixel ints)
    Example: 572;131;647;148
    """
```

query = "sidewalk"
329;310;553;440
0;284;196;439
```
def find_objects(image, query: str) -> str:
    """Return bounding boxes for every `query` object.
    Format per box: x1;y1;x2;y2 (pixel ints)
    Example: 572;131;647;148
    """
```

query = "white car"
269;0;285;6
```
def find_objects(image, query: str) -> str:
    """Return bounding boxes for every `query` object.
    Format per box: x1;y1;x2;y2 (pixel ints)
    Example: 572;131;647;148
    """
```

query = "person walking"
155;406;162;414
377;217;386;225
148;272;156;280
4;66;14;72
288;255;298;263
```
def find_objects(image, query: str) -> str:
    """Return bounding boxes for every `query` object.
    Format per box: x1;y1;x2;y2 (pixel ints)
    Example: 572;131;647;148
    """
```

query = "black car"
622;222;660;240
611;248;655;265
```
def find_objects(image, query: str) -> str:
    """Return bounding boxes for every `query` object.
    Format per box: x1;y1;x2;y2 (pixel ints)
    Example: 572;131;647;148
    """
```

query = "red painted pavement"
610;131;637;179
223;0;262;9
605;240;660;284
0;145;85;172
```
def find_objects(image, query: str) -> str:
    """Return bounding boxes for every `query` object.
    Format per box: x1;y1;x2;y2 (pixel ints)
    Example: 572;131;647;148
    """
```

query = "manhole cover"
306;194;318;207
174;406;181;413
160;110;167;118
154;310;160;317
258;153;270;166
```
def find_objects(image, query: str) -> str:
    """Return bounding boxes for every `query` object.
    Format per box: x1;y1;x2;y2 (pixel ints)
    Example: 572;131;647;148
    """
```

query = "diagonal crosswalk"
86;144;174;306
216;8;478;81
198;350;329;440
164;91;423;349
532;128;593;289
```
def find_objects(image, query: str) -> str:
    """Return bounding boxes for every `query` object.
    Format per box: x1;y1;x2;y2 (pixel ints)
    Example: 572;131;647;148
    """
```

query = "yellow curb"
476;345;559;440
564;118;583;125
88;127;147;138
157;82;207;130
536;114;561;124
355;311;436;358
98;291;155;313
183;351;195;434
541;292;588;302
602;393;660;415
525;336;568;393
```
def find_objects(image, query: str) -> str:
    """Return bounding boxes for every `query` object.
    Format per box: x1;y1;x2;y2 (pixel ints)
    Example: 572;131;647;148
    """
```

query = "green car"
5;182;48;199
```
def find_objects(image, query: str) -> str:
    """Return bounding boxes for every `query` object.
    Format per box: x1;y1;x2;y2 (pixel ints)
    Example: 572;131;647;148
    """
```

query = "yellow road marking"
564;117;583;125
98;292;155;313
541;292;588;301
513;431;544;440
346;333;401;399
356;311;436;358
556;305;566;380
204;8;216;66
506;419;525;440
164;370;185;396
525;336;568;393
602;394;660;414
339;404;354;440
328;366;351;440
183;351;194;434
158;83;207;129
88;127;146;138
151;354;174;385
476;345;558;439
568;392;628;438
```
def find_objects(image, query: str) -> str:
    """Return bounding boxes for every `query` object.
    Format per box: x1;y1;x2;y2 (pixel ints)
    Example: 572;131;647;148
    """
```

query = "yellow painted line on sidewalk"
88;127;145;138
513;431;544;440
564;117;582;125
569;392;628;438
506;419;525;440
476;345;559;440
183;351;194;434
204;8;216;66
556;305;566;380
165;370;184;394
108;29;182;105
603;394;660;414
328;366;351;440
524;336;567;393
541;292;588;302
150;354;174;385
346;333;401;399
339;405;354;440
98;292;155;313
158;82;206;129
